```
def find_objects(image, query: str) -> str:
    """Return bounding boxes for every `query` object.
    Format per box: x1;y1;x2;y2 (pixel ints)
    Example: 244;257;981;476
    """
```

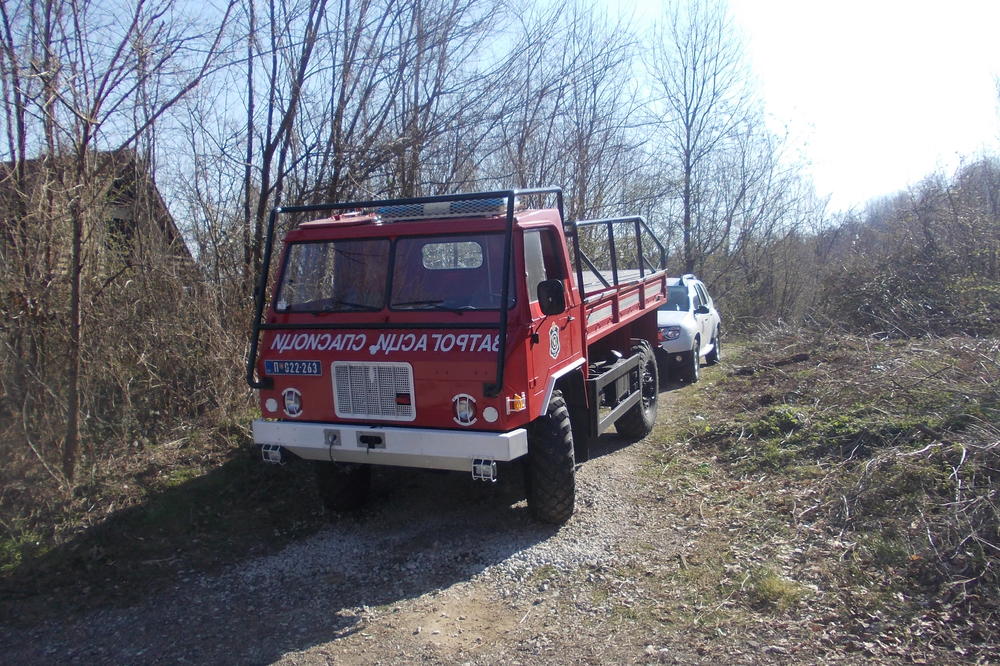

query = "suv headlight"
658;326;681;341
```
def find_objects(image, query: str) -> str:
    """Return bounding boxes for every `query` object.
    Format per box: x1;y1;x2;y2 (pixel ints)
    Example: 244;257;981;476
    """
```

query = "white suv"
656;274;721;382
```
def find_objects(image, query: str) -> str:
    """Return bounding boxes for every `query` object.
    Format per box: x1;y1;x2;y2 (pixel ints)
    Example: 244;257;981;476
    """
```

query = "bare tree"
484;1;648;221
646;0;752;274
0;0;232;481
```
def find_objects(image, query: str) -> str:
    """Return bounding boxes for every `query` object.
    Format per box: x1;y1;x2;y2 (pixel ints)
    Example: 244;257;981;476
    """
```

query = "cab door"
523;228;577;408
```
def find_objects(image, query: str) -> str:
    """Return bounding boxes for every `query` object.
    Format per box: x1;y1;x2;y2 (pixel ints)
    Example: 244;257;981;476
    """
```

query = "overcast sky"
728;0;1000;211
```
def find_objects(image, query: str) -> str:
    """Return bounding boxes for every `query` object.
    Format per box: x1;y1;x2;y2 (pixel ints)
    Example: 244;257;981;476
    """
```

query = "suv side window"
694;283;710;307
690;285;703;309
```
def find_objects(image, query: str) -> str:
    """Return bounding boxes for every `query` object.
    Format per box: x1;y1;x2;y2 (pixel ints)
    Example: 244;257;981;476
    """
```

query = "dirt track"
3;386;691;664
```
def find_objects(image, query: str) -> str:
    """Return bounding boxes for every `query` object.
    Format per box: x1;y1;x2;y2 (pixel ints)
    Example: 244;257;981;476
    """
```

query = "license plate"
265;360;322;376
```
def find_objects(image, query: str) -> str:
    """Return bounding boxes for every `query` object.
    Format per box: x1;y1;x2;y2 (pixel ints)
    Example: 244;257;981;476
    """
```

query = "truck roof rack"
376;197;509;222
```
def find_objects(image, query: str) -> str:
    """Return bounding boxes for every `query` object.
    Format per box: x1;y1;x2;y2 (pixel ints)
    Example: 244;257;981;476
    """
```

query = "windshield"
274;233;513;314
275;239;389;312
390;233;513;311
659;285;690;312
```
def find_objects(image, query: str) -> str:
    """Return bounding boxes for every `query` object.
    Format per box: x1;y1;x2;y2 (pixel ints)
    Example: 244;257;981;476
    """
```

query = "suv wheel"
682;338;700;383
706;329;721;365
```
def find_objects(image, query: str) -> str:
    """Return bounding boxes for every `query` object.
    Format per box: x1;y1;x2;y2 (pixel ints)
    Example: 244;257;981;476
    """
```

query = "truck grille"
332;361;416;421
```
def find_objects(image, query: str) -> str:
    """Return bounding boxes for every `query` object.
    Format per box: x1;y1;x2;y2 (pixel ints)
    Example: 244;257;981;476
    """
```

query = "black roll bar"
246;187;565;397
567;215;668;299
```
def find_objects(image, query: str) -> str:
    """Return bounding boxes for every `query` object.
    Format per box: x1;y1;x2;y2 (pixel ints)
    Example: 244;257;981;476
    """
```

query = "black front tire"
525;390;575;524
706;329;721;366
315;461;371;513
615;341;659;439
681;338;700;383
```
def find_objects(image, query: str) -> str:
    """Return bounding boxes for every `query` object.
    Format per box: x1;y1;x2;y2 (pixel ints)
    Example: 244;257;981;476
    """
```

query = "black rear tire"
525;390;575;524
615;341;659;439
315;461;371;513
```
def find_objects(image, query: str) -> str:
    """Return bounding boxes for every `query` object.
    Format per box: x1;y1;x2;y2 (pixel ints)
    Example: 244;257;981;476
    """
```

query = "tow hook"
262;444;284;464
472;458;497;482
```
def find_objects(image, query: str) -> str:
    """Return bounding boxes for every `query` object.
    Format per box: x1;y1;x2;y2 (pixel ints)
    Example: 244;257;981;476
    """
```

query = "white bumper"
252;419;528;472
658;325;696;354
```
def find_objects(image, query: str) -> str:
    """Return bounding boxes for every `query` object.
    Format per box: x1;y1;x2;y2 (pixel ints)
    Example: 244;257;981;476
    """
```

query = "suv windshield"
659;285;690;312
276;239;389;312
390;233;513;311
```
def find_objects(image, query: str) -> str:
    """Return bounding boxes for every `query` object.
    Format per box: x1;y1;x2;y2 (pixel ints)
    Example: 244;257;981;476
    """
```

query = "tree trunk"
63;167;84;482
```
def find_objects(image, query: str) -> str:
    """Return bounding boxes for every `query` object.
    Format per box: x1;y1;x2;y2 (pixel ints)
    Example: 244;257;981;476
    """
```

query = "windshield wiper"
393;299;443;309
311;298;379;313
393;299;471;313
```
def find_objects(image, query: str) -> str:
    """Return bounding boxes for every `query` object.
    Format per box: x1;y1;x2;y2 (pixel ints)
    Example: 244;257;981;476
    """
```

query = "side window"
524;228;565;303
524;232;546;302
695;283;710;306
691;286;703;309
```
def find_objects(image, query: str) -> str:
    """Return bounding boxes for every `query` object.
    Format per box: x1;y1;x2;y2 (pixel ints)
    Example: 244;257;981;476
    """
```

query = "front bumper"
656;347;697;367
252;419;528;472
657;325;696;355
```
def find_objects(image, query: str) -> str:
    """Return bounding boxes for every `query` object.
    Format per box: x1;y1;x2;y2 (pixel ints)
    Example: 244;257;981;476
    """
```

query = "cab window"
390;233;513;310
275;239;388;312
524;228;565;303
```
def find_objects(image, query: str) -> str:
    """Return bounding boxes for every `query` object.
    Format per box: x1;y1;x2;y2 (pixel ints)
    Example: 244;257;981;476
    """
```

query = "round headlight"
282;388;303;417
452;393;477;426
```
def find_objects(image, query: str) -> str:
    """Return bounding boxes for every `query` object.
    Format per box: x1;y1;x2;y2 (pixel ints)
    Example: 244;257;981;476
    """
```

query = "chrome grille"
332;361;415;421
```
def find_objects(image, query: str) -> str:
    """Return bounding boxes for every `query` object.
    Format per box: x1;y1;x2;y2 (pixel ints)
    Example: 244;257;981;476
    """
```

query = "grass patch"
744;567;806;611
0;529;47;576
528;564;558;584
857;531;910;567
161;466;201;488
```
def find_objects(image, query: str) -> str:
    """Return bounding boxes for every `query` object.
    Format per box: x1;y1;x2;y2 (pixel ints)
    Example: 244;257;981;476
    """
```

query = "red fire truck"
247;188;668;523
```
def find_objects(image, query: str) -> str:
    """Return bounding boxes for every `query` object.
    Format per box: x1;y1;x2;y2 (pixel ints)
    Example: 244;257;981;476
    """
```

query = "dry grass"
681;324;1000;658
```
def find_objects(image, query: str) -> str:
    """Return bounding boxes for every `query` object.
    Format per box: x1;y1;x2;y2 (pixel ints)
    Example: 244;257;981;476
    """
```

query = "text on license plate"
265;360;321;376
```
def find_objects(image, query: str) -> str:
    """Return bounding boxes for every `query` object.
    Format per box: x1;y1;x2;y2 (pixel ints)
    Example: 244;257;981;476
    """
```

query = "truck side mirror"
537;279;566;315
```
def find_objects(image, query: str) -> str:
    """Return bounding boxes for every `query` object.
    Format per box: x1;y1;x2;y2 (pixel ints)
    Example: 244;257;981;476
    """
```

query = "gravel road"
2;431;677;665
